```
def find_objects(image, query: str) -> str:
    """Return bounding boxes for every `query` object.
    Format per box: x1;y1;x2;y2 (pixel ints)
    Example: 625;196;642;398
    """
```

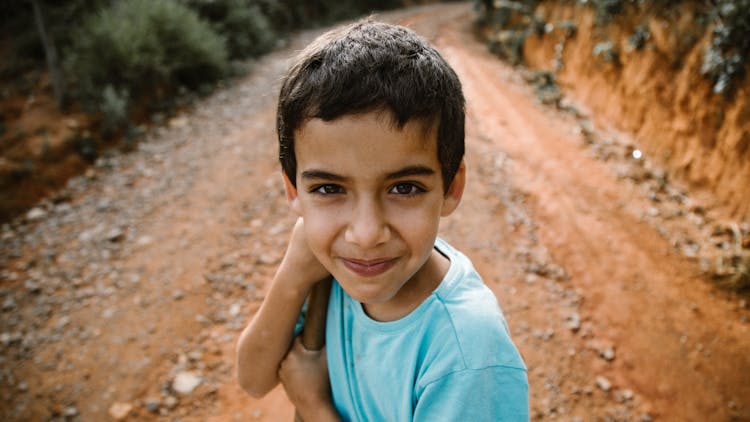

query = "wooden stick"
294;276;333;422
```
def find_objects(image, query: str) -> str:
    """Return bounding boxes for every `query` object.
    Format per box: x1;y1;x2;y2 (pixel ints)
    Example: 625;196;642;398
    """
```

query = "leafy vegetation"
0;0;411;155
700;0;750;94
65;0;229;126
474;0;750;95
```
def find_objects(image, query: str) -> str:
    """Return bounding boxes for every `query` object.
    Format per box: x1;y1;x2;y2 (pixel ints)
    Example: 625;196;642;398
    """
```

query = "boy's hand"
279;337;339;420
279;217;330;290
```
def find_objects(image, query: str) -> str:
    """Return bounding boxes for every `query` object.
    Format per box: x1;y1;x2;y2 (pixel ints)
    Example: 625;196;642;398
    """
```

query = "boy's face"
283;112;464;318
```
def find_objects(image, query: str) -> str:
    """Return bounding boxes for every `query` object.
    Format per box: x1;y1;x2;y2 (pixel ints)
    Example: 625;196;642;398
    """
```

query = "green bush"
66;0;228;111
701;0;750;94
184;0;278;58
100;85;129;134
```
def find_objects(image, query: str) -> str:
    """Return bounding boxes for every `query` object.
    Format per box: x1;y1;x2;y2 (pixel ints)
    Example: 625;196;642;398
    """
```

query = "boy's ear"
282;171;302;215
441;160;465;217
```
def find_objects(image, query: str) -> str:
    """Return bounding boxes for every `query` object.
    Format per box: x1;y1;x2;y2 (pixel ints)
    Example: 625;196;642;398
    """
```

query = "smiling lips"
341;257;398;277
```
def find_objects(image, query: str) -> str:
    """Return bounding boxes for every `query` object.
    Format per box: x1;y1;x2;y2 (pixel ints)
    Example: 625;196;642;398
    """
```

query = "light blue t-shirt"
315;238;529;421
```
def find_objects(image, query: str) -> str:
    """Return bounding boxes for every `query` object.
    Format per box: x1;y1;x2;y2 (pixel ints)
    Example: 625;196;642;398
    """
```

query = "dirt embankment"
514;2;749;220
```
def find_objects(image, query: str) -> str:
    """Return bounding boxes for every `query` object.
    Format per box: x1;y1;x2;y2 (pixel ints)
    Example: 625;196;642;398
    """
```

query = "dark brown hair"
277;19;465;191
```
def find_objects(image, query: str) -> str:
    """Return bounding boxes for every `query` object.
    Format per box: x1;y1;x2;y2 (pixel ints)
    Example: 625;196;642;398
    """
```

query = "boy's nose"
344;202;390;248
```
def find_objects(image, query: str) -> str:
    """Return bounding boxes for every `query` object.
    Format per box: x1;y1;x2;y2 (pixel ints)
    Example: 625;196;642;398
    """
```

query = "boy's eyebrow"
385;165;436;180
300;166;436;182
300;169;350;182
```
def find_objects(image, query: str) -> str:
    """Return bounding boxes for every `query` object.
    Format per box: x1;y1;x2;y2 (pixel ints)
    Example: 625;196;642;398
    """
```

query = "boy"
236;20;528;421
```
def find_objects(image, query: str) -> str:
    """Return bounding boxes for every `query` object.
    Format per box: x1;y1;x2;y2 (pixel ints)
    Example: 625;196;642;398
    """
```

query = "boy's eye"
312;184;344;195
389;183;423;196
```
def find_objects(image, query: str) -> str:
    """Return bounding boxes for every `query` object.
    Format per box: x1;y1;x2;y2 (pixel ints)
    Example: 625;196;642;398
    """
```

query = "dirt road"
1;3;748;421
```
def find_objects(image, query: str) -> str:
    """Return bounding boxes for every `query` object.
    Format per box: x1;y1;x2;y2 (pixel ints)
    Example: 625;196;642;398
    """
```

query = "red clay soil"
0;84;92;222
522;2;750;221
0;3;748;422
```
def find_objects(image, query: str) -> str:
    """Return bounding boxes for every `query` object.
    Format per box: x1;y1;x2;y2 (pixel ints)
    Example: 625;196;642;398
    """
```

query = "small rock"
229;303;242;318
595;376;612;392
173;371;202;395
136;235;154;246
532;328;554;341
163;395;179;409
26;207;47;221
258;253;280;266
64;406;79;417
108;402;133;420
566;313;581;332
601;347;616;361
96;198;112;212
144;398;161;413
24;280;41;294
615;389;634;403
106;228;125;242
1;332;22;346
2;296;17;311
56;316;71;330
169;116;188;128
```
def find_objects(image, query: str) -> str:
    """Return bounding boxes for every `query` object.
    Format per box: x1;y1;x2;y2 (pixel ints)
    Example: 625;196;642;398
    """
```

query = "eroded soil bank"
504;2;750;220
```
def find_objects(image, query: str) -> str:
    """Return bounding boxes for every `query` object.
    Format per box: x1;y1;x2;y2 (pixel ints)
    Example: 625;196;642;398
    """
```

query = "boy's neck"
361;248;450;322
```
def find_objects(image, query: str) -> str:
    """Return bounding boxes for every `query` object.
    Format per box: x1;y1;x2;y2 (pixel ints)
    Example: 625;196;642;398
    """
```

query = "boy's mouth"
340;257;398;277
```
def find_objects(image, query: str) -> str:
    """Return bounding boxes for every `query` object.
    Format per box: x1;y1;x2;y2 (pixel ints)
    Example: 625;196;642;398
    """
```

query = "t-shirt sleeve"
413;366;529;421
293;300;307;337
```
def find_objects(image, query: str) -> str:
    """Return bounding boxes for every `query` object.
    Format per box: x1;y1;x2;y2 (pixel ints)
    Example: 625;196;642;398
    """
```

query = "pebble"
258;253;280;266
173;371;202;395
595;375;612;392
164;395;179;409
106;228;125;242
144;397;161;413
26;207;47;221
601;347;616;361
566;313;581;332
108;402;133;420
615;388;634;402
2;296;17;311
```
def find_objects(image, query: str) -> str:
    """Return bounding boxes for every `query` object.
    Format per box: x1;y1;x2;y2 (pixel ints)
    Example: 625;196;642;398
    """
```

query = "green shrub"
66;0;228;110
100;85;129;134
627;25;650;51
701;0;750;94
593;41;620;64
591;0;624;25
184;0;278;58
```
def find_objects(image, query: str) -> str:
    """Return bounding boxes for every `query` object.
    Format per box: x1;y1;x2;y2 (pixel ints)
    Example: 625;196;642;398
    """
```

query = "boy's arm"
236;218;330;397
279;337;342;422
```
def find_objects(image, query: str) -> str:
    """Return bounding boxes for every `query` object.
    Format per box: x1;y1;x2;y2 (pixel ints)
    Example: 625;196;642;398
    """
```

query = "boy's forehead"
296;111;438;147
294;113;440;171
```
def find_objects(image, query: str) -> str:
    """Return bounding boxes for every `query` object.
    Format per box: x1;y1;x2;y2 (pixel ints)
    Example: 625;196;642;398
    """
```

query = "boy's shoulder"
426;239;526;372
